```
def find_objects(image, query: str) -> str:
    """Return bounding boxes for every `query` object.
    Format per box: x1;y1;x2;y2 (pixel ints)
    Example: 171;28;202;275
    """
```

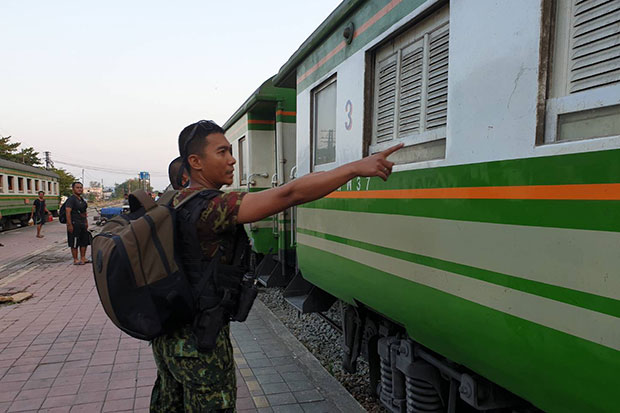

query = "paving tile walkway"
0;234;364;412
0;221;67;283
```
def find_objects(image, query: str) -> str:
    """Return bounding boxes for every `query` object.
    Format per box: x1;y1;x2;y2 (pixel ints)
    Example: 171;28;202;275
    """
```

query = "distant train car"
272;0;620;412
223;77;297;286
0;158;60;229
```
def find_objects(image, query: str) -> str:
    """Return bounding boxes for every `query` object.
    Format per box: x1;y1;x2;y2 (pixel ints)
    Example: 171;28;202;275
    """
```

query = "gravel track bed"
259;287;387;413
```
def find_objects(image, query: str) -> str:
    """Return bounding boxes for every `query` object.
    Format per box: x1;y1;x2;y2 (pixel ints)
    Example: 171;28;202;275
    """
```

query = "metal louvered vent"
570;0;620;93
398;46;423;137
426;27;449;129
376;57;397;143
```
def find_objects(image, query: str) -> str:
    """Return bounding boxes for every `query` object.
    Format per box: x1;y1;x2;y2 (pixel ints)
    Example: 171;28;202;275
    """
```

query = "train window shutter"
398;41;424;138
370;5;449;162
569;0;620;93
375;54;398;143
545;0;620;144
426;26;449;129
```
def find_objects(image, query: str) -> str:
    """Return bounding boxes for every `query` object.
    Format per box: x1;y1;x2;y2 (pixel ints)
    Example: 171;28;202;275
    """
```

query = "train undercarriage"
273;263;539;413
340;303;540;413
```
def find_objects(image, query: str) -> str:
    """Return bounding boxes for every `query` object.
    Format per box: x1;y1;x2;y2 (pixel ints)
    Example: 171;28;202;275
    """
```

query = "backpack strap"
157;189;178;206
174;189;224;261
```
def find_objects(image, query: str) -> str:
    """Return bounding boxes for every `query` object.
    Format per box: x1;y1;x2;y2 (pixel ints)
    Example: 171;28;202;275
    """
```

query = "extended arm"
237;144;402;224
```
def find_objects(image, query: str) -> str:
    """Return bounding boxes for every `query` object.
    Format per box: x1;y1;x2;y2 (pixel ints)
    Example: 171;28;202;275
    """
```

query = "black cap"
178;120;222;161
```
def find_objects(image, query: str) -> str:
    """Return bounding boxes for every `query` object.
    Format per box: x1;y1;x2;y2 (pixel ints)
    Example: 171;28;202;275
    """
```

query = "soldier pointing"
150;120;401;411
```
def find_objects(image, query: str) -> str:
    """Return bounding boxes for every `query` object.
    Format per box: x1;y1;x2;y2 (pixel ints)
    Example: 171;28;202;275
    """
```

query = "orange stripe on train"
325;183;620;200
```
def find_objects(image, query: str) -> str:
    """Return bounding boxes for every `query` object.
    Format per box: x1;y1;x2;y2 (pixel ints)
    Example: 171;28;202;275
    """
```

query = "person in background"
65;182;91;265
167;156;189;190
122;193;129;206
31;191;50;238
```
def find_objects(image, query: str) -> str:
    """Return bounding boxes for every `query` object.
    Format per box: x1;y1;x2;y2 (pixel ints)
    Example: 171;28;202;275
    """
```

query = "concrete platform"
0;225;364;412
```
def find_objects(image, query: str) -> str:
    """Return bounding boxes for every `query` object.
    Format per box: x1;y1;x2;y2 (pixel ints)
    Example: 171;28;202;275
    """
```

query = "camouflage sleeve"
197;192;246;235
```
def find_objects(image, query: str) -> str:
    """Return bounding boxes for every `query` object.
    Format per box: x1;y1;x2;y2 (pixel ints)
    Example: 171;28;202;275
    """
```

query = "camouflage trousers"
150;324;236;412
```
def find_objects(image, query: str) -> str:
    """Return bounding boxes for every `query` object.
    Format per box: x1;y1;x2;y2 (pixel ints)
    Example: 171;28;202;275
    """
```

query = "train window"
545;0;620;144
47;181;51;192
0;175;4;193
35;180;39;191
18;177;24;192
312;76;337;167
239;137;248;185
54;182;58;195
8;176;14;192
369;5;448;163
27;179;32;192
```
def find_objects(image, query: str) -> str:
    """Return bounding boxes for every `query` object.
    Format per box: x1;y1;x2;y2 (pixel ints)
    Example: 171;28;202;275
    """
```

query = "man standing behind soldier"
31;191;50;238
65;182;91;265
167;156;189;190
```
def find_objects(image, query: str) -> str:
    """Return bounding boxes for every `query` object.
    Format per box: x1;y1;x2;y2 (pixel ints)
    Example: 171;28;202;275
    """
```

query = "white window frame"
369;5;449;156
8;176;15;193
544;0;620;144
311;76;338;170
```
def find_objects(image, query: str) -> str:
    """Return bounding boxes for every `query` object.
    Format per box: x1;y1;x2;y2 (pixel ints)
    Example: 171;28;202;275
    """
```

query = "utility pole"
81;169;84;185
44;152;54;169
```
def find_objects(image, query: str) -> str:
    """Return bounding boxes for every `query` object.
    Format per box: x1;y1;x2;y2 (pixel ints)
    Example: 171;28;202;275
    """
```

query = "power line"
54;159;167;177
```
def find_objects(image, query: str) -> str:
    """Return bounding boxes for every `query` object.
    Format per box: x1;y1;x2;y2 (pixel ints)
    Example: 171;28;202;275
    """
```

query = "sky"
0;0;342;190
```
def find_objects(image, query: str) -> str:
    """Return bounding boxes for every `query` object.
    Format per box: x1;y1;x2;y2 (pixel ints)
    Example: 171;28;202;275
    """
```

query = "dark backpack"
58;200;67;224
91;189;211;340
91;189;255;344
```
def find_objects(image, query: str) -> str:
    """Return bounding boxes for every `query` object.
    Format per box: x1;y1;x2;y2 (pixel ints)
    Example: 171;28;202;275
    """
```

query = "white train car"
273;0;620;411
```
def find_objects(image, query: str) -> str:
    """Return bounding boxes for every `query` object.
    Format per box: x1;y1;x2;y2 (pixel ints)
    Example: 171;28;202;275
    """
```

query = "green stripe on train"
297;227;620;317
297;244;618;413
301;149;620;232
344;148;620;190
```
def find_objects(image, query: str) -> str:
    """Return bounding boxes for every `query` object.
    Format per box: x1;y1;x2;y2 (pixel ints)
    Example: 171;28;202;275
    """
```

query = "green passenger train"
223;76;297;287
0;158;60;230
225;0;620;411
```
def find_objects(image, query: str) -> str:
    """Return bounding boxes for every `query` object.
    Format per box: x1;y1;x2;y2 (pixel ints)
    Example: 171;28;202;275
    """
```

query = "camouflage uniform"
150;189;246;412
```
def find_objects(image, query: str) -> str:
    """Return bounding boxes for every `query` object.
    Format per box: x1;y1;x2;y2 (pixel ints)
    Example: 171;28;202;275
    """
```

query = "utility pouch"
192;304;226;352
233;275;258;322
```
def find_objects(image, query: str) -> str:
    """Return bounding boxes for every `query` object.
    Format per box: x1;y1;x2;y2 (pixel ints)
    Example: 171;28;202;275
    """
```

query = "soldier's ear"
187;154;203;171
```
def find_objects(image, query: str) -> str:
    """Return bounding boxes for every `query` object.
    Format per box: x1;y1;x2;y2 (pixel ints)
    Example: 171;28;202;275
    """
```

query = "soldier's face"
200;133;236;187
